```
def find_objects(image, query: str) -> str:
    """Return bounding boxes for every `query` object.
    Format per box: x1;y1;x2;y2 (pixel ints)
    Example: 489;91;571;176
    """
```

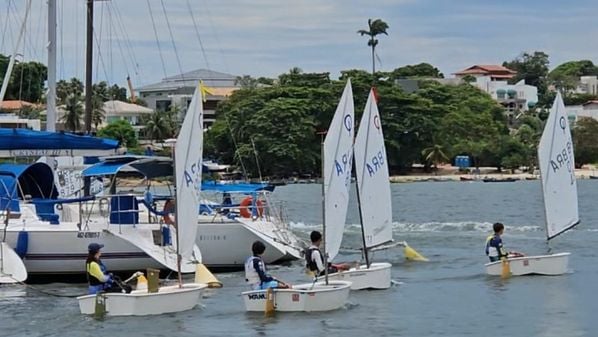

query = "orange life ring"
239;196;264;218
163;199;175;225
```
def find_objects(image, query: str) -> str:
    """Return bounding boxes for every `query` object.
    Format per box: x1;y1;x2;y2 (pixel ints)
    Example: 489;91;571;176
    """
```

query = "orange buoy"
239;196;264;218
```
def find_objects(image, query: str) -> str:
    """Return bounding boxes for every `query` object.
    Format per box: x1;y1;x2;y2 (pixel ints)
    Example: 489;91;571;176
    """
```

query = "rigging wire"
106;3;132;81
159;0;185;79
0;0;11;50
225;117;248;180
146;0;168;79
94;1;105;83
111;0;141;80
200;0;230;73
185;0;210;71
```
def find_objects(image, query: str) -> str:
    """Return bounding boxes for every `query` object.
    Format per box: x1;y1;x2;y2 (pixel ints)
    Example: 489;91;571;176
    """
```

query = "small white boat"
485;93;578;277
485;252;570;276
78;82;210;316
317;88;395;290
325;262;392;290
0;242;27;283
77;282;207;316
242;280;351;312
241;81;355;314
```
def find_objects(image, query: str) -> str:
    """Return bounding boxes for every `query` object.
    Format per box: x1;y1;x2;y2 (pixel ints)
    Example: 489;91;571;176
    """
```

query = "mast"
84;0;94;134
172;142;183;287
353;153;370;268
319;132;328;284
0;0;32;105
46;0;57;132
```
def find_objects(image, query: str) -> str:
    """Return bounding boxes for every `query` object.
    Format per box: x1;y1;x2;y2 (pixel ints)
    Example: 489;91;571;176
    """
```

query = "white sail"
175;84;204;259
538;92;579;240
323;80;354;260
354;89;393;249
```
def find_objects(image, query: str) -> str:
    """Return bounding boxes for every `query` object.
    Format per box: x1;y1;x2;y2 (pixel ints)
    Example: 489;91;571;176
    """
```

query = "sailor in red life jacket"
305;231;351;276
244;241;290;290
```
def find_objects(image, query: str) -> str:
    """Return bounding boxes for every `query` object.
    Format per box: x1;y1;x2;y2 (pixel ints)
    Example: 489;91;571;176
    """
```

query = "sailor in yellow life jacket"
86;243;113;294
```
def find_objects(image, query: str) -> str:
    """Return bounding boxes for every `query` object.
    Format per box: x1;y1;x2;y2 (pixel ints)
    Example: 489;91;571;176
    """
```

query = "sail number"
549;141;575;184
334;149;353;187
365;150;385;177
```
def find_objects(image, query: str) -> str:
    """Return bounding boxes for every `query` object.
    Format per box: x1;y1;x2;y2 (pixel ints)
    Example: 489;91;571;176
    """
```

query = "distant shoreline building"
453;65;517;81
136;69;241;128
454;64;537;112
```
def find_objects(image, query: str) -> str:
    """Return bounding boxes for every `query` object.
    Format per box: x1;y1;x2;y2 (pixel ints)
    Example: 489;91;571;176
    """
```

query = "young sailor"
305;231;351;276
244;241;290;290
86;243;113;294
485;222;524;262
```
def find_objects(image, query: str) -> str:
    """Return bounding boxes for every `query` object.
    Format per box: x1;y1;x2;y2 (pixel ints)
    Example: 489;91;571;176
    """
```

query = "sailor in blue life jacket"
485;222;524;262
305;231;351;276
244;241;290;290
86;243;114;294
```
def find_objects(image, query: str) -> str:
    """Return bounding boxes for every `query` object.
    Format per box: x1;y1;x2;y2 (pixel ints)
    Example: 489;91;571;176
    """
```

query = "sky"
1;0;597;90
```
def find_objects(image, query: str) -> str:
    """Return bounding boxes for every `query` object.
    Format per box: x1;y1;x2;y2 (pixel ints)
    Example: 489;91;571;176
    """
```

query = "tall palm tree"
143;110;171;143
61;93;83;132
358;18;389;76
422;144;449;174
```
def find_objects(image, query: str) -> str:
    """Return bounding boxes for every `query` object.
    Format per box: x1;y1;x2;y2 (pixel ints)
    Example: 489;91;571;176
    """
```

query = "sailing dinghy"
323;89;392;290
0;243;27;283
241;81;354;313
486;93;578;276
78;84;209;316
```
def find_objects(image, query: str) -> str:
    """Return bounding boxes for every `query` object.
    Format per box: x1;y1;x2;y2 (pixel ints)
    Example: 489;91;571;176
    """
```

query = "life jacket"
305;246;321;272
485;234;503;258
86;260;107;286
244;256;262;289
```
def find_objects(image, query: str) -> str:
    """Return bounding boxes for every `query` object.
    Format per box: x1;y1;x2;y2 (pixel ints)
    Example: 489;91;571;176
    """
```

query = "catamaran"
241;81;354;313
485;93;578;276
77;83;209;316
323;88;392;290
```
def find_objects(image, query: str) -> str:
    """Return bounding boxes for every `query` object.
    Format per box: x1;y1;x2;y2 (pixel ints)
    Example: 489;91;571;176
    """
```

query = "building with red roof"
454;65;517;81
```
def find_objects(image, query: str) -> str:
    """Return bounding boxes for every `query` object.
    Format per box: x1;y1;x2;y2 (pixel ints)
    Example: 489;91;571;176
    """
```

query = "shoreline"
389;167;596;183
115;168;598;186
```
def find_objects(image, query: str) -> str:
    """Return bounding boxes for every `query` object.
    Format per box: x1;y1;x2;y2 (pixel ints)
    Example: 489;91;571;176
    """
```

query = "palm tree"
358;18;389;76
61;93;83;132
143;110;172;143
422;144;449;174
235;75;258;89
91;96;105;131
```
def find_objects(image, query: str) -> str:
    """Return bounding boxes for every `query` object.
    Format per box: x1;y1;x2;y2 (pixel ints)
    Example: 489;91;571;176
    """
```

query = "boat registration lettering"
77;232;101;238
247;293;267;300
292;294;300;302
523;260;529;267
365;150;385;177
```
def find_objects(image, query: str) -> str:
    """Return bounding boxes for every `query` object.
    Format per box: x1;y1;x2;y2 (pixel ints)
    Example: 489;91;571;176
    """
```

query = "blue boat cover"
0;128;120;157
0;162;58;212
201;180;274;193
82;156;173;179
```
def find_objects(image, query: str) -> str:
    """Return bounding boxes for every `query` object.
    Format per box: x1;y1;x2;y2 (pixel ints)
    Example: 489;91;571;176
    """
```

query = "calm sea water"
1;180;597;337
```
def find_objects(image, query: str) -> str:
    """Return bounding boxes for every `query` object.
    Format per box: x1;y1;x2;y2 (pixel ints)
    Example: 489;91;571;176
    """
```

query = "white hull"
485;252;570;276
2;205;197;276
242;280;351;312
77;283;207;316
196;215;303;269
320;262;392;290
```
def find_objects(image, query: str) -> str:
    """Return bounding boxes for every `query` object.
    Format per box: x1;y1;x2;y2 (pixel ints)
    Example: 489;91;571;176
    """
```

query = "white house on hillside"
565;101;598;124
474;77;538;112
